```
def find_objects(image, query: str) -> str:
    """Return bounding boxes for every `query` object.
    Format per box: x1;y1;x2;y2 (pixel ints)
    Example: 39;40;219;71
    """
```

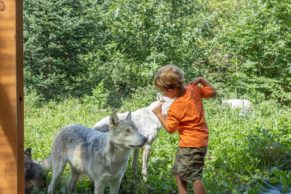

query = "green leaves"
24;0;101;100
207;0;290;101
256;168;291;193
24;0;290;103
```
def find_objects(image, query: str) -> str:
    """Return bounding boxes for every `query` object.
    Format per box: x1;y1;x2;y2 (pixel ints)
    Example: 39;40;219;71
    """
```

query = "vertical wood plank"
16;0;24;193
0;0;24;193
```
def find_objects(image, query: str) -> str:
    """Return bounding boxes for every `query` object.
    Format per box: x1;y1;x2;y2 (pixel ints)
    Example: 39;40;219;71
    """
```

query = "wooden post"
0;0;24;193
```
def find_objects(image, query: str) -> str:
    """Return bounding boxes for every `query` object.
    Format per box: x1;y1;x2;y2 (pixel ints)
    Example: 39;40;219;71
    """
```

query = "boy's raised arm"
189;77;217;98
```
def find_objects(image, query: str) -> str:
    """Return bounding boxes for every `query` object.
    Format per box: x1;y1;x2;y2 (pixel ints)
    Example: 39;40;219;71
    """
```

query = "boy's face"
160;88;179;99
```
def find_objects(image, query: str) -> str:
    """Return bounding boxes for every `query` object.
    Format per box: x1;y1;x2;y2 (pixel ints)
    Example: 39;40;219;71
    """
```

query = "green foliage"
197;98;291;193
255;168;291;194
120;86;157;112
24;0;290;103
208;0;291;100
24;0;102;100
82;81;109;109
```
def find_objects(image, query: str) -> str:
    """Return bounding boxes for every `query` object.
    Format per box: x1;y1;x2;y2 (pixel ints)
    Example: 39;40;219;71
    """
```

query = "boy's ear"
109;112;119;127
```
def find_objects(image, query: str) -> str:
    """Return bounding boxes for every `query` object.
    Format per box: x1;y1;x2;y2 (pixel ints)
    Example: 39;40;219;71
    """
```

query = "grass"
24;89;291;193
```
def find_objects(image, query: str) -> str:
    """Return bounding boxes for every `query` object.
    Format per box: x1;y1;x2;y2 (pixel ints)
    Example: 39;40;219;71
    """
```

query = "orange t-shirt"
165;84;216;147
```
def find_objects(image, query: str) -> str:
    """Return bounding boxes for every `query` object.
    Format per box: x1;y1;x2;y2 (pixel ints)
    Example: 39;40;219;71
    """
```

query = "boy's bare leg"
175;175;188;194
192;179;206;194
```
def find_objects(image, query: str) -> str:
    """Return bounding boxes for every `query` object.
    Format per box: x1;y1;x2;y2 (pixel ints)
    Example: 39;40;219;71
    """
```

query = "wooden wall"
0;0;24;193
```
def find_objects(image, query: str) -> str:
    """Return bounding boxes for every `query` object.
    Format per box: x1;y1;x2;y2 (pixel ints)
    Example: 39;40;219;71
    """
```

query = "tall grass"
24;88;291;193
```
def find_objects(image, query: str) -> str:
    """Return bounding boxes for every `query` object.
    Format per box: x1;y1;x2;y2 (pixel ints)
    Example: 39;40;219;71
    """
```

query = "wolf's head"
108;112;147;148
156;93;174;114
24;148;46;193
147;93;174;116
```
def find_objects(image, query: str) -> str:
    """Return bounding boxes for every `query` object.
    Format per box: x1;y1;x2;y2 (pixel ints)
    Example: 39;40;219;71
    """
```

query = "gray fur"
44;112;147;194
222;99;252;116
93;94;173;180
24;148;46;193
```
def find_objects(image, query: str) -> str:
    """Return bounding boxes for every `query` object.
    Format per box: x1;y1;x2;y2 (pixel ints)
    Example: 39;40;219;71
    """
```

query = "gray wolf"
93;94;173;180
222;99;252;116
42;112;147;194
24;148;46;194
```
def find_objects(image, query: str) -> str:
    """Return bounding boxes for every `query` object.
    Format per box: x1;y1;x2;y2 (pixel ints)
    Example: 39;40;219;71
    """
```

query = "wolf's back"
42;125;105;170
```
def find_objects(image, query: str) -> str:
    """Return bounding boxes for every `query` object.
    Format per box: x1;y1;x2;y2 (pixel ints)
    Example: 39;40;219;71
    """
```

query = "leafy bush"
120;86;157;112
255;168;291;194
82;81;110;109
24;0;290;102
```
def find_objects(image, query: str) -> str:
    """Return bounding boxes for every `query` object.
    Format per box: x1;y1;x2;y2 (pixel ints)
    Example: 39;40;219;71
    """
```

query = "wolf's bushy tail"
41;155;52;170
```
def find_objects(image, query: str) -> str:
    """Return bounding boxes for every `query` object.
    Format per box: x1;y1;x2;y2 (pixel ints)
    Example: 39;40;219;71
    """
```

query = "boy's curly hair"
154;65;184;90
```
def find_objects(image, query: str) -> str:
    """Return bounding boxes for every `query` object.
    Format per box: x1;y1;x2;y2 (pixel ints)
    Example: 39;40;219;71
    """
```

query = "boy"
152;65;217;194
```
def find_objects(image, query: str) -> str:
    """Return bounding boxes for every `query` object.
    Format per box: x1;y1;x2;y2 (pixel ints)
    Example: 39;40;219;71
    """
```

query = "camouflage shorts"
172;147;207;181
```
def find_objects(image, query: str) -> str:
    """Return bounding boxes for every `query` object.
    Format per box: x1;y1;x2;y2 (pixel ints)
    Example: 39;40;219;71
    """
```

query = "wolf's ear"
24;148;32;159
109;112;119;127
156;93;162;102
125;111;132;120
157;93;167;103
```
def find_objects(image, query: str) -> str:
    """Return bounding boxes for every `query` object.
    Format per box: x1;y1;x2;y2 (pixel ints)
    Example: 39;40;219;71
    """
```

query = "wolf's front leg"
94;180;104;194
109;175;123;194
142;144;151;181
132;148;139;176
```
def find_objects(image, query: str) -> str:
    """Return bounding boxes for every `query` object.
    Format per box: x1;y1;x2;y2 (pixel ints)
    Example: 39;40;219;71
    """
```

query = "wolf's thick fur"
222;99;252;116
24;148;46;193
93;95;173;179
43;112;147;194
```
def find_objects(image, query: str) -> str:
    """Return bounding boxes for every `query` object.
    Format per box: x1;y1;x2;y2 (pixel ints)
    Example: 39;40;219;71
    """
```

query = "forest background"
24;0;290;193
